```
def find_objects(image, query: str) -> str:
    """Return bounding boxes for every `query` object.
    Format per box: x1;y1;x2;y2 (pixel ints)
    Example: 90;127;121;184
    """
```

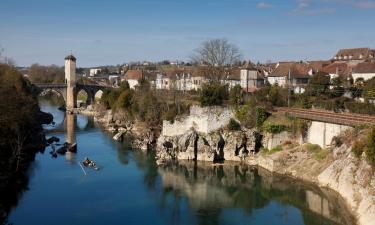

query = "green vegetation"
263;123;288;134
261;145;283;155
303;143;329;160
229;85;243;105
0;63;48;171
351;127;375;166
255;107;269;129
100;80;194;126
199;82;228;106
227;118;241;131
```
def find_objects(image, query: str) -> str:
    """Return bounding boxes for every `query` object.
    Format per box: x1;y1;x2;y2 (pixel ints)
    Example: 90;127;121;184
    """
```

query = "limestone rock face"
156;128;256;164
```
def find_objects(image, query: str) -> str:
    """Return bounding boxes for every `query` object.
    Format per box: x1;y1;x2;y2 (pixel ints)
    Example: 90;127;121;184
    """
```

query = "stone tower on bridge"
64;54;77;111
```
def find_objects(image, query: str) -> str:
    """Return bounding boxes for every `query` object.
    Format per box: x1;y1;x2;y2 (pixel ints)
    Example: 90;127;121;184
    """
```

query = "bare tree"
191;39;242;66
191;38;242;81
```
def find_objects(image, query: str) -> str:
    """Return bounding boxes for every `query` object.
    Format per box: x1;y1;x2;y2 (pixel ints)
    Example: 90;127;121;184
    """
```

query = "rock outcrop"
156;128;256;164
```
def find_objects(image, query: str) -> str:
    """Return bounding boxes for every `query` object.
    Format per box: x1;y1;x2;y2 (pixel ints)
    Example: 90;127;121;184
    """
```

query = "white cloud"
257;2;273;8
289;0;336;16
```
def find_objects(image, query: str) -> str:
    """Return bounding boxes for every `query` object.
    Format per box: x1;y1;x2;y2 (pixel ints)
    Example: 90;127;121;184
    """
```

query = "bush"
352;139;366;158
199;82;228;106
365;127;375;165
345;102;375;115
229;85;243;105
305;143;321;152
227;118;241;131
255;107;269;129
263;123;288;134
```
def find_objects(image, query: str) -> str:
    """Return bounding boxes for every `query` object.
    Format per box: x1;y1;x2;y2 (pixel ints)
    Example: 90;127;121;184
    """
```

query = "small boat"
82;157;100;170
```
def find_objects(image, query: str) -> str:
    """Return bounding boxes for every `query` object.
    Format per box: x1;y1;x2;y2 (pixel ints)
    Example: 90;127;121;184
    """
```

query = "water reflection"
155;161;355;225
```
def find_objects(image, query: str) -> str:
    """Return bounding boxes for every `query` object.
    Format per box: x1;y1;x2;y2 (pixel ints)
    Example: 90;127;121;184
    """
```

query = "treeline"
27;64;65;84
100;79;193;126
0;63;51;223
0;63;49;169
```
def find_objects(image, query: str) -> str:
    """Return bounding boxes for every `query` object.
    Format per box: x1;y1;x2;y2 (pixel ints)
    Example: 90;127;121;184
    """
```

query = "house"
352;62;375;82
240;61;265;92
321;62;352;81
222;68;241;89
308;60;331;73
332;48;375;66
267;62;313;93
156;69;192;91
90;68;102;77
190;67;209;90
124;70;143;89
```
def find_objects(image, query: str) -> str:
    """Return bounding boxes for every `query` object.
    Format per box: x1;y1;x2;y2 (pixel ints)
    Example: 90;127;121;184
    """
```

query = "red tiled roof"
353;62;375;73
269;63;311;78
321;62;352;76
125;70;143;80
334;48;373;60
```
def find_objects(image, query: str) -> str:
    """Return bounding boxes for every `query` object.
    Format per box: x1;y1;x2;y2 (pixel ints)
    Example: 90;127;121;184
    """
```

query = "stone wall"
307;121;351;148
162;105;234;136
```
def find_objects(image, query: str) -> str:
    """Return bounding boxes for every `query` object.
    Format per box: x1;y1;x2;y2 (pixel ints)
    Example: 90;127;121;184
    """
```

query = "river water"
6;99;355;225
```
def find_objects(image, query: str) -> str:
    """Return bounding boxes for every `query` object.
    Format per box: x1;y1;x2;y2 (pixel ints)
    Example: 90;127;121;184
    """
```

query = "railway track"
275;107;375;126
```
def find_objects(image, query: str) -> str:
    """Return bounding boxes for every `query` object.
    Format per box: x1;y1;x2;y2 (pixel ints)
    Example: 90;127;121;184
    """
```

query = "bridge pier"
65;55;77;112
307;121;351;148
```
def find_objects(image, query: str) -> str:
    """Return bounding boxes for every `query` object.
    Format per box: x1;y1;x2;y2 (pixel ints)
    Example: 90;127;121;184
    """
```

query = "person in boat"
83;157;92;166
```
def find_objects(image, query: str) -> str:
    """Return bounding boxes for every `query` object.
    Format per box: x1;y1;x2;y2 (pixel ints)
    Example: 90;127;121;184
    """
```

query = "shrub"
345;102;375;115
227;118;241;131
229;85;243;105
263;123;288;134
199;82;228;106
255;107;269;129
365;127;375;166
352;139;366;158
305;143;321;152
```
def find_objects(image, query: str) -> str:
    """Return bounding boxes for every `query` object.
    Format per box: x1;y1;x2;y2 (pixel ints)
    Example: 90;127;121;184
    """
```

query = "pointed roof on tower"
65;54;76;62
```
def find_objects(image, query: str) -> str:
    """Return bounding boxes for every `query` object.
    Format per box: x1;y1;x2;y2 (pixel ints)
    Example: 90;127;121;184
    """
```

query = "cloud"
257;2;273;8
355;1;375;8
288;0;336;16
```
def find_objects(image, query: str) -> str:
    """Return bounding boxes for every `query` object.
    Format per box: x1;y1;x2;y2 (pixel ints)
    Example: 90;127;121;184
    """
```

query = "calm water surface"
6;99;355;225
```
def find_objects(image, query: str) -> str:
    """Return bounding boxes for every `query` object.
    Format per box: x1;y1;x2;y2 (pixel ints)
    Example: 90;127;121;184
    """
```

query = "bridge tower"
64;54;77;111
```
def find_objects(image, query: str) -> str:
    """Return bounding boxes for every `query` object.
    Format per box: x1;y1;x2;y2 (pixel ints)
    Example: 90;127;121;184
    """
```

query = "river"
5;98;355;225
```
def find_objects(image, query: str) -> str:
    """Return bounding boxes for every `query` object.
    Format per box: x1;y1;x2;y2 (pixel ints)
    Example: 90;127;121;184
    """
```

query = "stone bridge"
32;54;113;111
34;83;111;107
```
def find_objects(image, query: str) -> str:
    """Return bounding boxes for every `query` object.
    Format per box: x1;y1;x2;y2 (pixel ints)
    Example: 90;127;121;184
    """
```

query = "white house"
267;62;313;93
124;70;143;89
90;68;102;77
352;62;375;81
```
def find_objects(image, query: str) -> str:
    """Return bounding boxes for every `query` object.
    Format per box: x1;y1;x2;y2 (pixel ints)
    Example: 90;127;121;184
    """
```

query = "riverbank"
80;105;374;225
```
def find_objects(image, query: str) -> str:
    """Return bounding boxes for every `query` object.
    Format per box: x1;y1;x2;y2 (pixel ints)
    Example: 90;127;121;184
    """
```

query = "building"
332;48;375;66
240;61;265;92
124;70;143;89
90;68;102;77
352;62;375;82
321;62;352;81
267;62;313;93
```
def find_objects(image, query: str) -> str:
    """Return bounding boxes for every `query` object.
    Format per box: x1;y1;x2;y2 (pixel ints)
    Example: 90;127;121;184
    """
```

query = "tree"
28;64;64;83
191;39;242;81
306;72;330;96
363;77;375;100
229;85;243;105
199;82;228;106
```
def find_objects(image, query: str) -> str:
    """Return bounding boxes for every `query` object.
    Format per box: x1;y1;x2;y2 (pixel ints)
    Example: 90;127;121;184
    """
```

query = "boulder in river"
47;136;60;144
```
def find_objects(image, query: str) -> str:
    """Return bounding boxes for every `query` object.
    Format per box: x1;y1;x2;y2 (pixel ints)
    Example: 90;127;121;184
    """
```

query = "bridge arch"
38;88;67;104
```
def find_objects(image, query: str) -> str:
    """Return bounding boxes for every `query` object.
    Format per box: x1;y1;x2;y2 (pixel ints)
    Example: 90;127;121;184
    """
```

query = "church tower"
64;54;77;111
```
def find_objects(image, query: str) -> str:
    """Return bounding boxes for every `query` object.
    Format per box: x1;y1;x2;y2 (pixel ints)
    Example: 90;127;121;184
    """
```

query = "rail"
275;107;375;126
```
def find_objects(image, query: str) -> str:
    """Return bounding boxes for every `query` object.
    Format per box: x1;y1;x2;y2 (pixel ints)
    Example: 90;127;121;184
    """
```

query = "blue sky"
0;0;375;67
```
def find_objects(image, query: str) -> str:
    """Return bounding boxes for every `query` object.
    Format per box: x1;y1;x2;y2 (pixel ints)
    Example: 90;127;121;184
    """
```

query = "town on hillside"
63;47;375;97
